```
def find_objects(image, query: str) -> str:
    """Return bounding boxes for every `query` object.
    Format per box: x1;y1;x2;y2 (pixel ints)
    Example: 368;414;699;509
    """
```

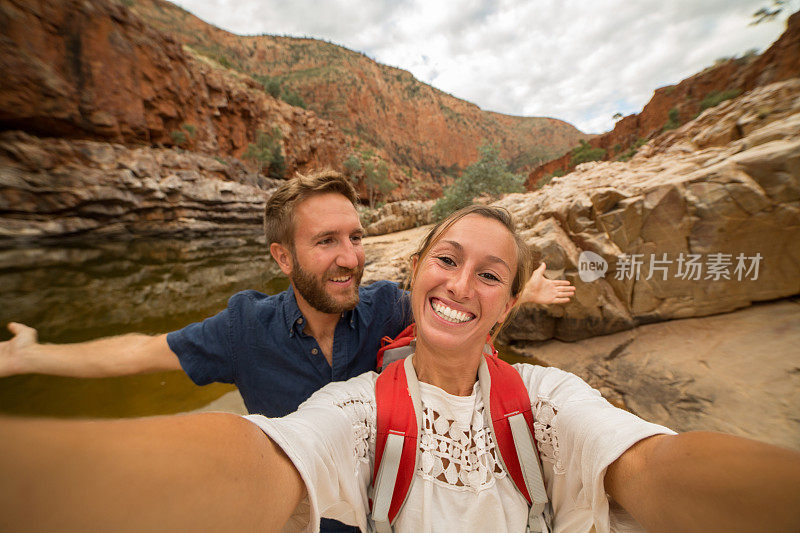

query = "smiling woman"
1;206;799;532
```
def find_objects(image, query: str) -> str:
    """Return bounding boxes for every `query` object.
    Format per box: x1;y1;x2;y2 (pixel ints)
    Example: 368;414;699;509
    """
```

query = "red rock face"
0;0;348;177
527;12;800;187
127;0;588;182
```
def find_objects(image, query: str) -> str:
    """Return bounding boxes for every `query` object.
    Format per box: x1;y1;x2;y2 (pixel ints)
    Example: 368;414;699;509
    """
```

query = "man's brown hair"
264;169;359;247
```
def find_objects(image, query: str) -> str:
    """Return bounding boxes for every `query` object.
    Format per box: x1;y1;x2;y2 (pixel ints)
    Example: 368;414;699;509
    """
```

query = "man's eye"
437;256;456;266
318;238;333;245
351;235;363;244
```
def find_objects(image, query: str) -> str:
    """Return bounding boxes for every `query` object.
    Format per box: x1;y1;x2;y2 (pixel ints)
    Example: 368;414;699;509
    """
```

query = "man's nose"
336;240;360;270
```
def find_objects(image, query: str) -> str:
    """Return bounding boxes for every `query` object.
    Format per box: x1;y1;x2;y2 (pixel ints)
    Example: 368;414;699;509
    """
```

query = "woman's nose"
446;267;473;299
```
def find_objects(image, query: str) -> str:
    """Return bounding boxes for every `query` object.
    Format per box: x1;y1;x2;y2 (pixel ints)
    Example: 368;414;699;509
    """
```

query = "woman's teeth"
431;300;474;324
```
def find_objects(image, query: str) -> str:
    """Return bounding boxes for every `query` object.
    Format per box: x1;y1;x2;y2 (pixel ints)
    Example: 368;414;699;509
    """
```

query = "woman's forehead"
434;215;517;264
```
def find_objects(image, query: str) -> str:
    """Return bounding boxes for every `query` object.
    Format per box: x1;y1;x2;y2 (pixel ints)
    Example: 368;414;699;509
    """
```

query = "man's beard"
291;258;363;314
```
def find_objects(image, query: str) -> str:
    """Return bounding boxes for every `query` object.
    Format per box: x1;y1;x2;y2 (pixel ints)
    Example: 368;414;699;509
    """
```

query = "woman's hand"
518;263;575;305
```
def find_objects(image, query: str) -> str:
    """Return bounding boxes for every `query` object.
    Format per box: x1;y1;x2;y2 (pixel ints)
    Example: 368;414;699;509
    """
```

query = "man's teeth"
331;276;351;282
431;300;474;323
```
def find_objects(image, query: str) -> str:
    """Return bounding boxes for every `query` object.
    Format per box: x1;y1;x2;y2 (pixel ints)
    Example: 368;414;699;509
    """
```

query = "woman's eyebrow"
440;240;511;272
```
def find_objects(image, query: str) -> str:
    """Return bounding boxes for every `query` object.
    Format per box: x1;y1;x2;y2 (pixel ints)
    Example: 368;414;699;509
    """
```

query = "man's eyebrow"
439;240;511;271
311;230;337;240
311;227;364;240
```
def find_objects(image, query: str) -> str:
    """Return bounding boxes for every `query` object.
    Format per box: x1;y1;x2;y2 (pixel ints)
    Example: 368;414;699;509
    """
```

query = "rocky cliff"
362;78;800;342
129;0;588;184
528;11;800;186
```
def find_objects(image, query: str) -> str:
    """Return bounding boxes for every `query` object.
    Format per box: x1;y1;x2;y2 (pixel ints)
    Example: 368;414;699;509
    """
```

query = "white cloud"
175;0;791;133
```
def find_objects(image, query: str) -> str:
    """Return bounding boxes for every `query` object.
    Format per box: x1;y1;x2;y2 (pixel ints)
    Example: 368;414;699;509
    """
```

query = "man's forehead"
293;194;362;236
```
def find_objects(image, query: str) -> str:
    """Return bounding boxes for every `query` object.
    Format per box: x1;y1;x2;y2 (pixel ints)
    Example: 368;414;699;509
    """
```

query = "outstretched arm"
518;262;575;305
0;322;181;378
605;431;800;532
0;413;305;532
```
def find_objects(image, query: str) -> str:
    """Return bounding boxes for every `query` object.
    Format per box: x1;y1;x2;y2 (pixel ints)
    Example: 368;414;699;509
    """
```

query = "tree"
751;1;798;25
243;128;285;180
363;160;396;209
343;154;362;179
432;144;525;221
570;140;606;166
613;112;624;121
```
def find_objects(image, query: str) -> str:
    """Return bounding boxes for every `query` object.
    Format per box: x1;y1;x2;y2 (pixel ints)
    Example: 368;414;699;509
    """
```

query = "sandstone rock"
493;79;800;342
508;299;800;451
0;131;268;241
0;0;348;177
363;200;435;236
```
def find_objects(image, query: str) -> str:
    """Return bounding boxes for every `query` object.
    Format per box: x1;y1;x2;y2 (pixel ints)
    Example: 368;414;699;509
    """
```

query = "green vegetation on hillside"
662;108;681;131
243;128;285;180
432;144;525;221
570;140;606;166
699;89;742;112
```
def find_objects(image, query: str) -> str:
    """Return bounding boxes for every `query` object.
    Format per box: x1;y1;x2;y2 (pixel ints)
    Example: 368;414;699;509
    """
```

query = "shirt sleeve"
166;304;234;385
243;373;377;533
515;364;676;533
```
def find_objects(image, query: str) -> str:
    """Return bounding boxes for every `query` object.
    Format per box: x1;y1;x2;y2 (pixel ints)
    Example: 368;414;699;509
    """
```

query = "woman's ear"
410;254;419;283
496;295;518;324
269;242;294;276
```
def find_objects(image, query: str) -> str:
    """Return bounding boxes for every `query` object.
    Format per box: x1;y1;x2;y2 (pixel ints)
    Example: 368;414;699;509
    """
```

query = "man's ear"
270;242;294;276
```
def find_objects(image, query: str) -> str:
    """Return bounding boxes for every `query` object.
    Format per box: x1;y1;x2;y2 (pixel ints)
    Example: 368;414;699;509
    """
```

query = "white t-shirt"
246;364;675;533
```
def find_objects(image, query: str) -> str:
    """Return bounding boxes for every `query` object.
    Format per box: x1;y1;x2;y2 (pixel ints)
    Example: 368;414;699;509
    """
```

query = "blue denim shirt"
167;280;410;417
167;281;410;532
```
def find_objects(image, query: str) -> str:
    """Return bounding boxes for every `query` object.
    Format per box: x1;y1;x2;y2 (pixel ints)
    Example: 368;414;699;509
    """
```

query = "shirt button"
311;348;318;355
297;318;303;324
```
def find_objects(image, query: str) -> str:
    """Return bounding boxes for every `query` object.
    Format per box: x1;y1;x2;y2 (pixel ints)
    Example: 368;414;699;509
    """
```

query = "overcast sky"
173;0;792;134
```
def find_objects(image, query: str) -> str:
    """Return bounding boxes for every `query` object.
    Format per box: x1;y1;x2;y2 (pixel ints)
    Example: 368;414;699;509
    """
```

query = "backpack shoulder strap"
377;324;416;371
478;355;550;533
372;356;421;531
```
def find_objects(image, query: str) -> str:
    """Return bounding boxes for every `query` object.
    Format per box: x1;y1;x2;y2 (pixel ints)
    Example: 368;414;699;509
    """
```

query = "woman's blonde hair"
407;205;534;342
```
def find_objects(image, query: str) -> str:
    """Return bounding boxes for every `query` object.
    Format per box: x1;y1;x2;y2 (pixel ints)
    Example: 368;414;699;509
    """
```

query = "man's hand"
519;263;576;305
0;322;39;378
0;323;180;378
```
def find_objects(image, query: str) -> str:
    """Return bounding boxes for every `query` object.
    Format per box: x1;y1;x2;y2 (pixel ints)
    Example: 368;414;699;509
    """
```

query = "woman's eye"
480;272;500;282
436;256;455;266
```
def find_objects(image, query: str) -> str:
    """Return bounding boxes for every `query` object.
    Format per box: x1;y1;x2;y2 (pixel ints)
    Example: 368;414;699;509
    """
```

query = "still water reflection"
0;237;287;418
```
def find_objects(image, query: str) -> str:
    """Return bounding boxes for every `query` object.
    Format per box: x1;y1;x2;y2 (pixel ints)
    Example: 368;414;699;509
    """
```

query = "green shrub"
612;144;622;154
254;75;282;98
700;89;741;112
362;160;396;209
243;128;285;180
570;140;606;166
343;154;362;178
432;144;525;221
617;138;647;162
662;108;680;131
169;130;187;147
181;123;197;138
213;156;228;166
281;90;306;109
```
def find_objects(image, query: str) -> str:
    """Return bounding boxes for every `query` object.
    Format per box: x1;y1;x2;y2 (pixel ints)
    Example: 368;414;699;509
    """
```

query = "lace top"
247;364;674;533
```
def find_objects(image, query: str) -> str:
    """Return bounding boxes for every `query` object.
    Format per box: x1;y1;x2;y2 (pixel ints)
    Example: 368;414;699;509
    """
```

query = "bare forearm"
606;431;800;532
16;333;179;377
0;413;305;532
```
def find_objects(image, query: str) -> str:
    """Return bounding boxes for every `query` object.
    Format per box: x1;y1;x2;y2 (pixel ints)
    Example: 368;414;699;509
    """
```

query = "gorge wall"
528;12;800;186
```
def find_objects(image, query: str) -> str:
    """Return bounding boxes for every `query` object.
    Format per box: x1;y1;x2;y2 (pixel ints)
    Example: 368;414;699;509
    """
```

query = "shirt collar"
282;284;359;335
282;285;305;337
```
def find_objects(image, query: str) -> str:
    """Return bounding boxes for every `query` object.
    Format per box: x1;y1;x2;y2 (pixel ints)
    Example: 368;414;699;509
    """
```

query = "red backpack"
371;328;551;533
